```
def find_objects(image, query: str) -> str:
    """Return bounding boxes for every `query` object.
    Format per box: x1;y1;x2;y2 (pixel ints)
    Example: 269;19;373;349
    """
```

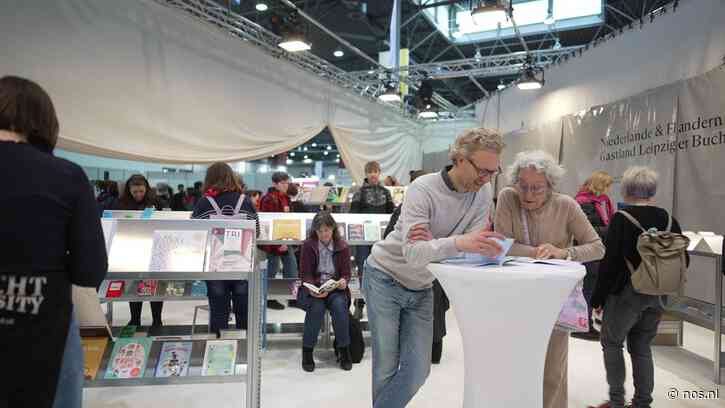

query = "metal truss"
154;0;472;119
347;46;583;83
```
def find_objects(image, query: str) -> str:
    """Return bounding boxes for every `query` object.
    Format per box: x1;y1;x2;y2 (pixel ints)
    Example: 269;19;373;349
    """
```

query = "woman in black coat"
113;174;165;328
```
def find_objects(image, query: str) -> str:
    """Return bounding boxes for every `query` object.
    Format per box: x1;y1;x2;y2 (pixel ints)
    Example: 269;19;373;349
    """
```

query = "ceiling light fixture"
323;151;329;156
378;83;401;103
278;33;311;52
255;3;268;12
304;155;309;159
517;67;544;90
326;145;332;151
497;81;506;90
333;49;344;58
311;143;317;147
286;159;293;165
303;158;312;164
471;1;508;26
552;38;561;50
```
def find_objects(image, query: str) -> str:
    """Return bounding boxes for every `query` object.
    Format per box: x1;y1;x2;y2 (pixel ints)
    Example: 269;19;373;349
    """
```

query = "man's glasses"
516;183;548;194
466;158;500;178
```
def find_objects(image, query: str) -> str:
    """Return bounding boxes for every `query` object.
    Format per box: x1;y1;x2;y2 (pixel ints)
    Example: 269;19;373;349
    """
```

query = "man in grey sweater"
363;128;506;408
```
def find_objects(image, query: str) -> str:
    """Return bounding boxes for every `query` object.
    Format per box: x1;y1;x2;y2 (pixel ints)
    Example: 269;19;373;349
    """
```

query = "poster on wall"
674;67;725;233
559;83;679;210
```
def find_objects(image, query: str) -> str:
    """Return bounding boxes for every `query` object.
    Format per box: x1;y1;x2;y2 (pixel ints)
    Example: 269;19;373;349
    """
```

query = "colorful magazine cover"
202;340;237;376
81;337;108;380
155;342;192;377
136;280;158;297
190;280;207;297
347;224;364;241
272;219;302;240
104;338;153;379
206;227;254;272
148;230;208;272
363;222;380;241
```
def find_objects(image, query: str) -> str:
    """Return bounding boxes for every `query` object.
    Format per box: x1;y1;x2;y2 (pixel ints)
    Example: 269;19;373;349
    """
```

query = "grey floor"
85;301;723;407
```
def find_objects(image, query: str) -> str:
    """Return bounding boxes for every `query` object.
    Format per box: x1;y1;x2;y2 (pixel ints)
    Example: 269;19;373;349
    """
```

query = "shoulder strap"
206;196;223;216
233;194;246;215
617;210;646;233
665;212;672;232
445;192;477;237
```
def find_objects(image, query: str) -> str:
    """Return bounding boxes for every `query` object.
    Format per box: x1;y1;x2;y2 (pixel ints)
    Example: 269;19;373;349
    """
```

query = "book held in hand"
202;340;237;376
104;338;153;379
303;279;340;295
155;342;192;377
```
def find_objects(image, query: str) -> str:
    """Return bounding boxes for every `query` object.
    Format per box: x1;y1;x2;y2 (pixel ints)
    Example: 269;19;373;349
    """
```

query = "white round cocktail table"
428;261;585;408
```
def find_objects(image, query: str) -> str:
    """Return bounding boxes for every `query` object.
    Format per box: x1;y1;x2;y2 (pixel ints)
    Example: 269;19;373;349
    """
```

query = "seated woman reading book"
299;211;353;372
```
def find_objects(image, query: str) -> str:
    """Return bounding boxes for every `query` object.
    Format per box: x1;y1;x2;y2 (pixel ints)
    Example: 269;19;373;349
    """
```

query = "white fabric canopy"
0;0;422;184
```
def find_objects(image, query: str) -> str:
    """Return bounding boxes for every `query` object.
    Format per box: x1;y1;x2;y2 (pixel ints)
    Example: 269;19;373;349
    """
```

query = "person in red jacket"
298;211;352;372
259;171;298;309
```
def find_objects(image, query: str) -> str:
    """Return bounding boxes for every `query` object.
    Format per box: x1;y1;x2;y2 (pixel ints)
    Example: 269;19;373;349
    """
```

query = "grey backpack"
618;210;690;296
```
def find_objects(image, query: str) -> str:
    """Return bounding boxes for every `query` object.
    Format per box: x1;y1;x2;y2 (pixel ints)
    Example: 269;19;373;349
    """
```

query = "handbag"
554;280;589;333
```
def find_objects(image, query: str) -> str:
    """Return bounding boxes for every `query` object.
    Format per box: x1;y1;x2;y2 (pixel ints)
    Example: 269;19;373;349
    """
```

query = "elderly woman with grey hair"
588;167;687;408
494;150;605;408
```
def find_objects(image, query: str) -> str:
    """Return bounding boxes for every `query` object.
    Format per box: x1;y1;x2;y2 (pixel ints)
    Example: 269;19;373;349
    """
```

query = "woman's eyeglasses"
516;183;548;194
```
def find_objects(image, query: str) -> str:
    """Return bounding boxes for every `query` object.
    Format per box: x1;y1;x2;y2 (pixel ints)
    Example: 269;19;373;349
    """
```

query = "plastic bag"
555;280;589;333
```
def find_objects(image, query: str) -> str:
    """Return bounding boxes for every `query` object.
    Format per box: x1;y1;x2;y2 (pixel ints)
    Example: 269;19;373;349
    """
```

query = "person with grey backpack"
192;163;259;337
588;167;689;408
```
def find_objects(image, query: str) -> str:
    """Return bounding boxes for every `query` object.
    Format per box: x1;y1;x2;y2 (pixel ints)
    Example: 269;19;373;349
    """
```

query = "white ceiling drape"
0;0;423;183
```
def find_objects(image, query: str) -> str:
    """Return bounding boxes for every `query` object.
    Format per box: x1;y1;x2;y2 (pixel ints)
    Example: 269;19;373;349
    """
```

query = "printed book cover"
136;280;158;297
272;219;302;241
347;224;364;241
206;227;255;272
158;281;186;297
106;280;125;298
202;340;237;376
104;337;153;379
190;280;207;297
81;337;108;380
97;280;110;297
363;222;380;241
259;220;271;241
336;222;347;240
148;230;208;272
155;342;193;377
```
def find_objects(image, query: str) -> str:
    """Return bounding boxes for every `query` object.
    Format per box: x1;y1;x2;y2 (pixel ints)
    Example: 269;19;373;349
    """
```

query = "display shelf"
104;272;250;280
665;296;725;331
90;218;263;407
666;250;724;384
83;337;249;388
259;239;378;246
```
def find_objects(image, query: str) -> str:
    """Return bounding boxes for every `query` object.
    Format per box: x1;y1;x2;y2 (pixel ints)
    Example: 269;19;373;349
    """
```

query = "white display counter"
428;262;585;408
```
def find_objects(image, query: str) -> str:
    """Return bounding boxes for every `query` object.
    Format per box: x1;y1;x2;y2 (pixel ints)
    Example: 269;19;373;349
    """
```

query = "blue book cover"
191;280;207;297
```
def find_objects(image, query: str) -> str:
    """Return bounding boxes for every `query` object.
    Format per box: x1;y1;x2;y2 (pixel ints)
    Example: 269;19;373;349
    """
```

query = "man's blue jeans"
53;308;83;408
363;262;433;408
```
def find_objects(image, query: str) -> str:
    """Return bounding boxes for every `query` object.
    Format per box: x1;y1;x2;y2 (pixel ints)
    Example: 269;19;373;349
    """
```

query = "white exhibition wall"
478;0;725;133
0;0;424;184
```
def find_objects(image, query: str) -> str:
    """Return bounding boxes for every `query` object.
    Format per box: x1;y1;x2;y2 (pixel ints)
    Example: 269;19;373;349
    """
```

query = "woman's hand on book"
534;243;567;260
309;290;328;298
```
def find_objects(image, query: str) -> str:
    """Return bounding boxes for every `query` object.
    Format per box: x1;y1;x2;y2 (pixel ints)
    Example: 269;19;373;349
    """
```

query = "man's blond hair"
448;127;505;161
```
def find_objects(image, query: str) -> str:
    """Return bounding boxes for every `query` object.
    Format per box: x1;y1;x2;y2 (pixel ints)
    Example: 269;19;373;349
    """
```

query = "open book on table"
303;279;341;295
443;238;515;266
